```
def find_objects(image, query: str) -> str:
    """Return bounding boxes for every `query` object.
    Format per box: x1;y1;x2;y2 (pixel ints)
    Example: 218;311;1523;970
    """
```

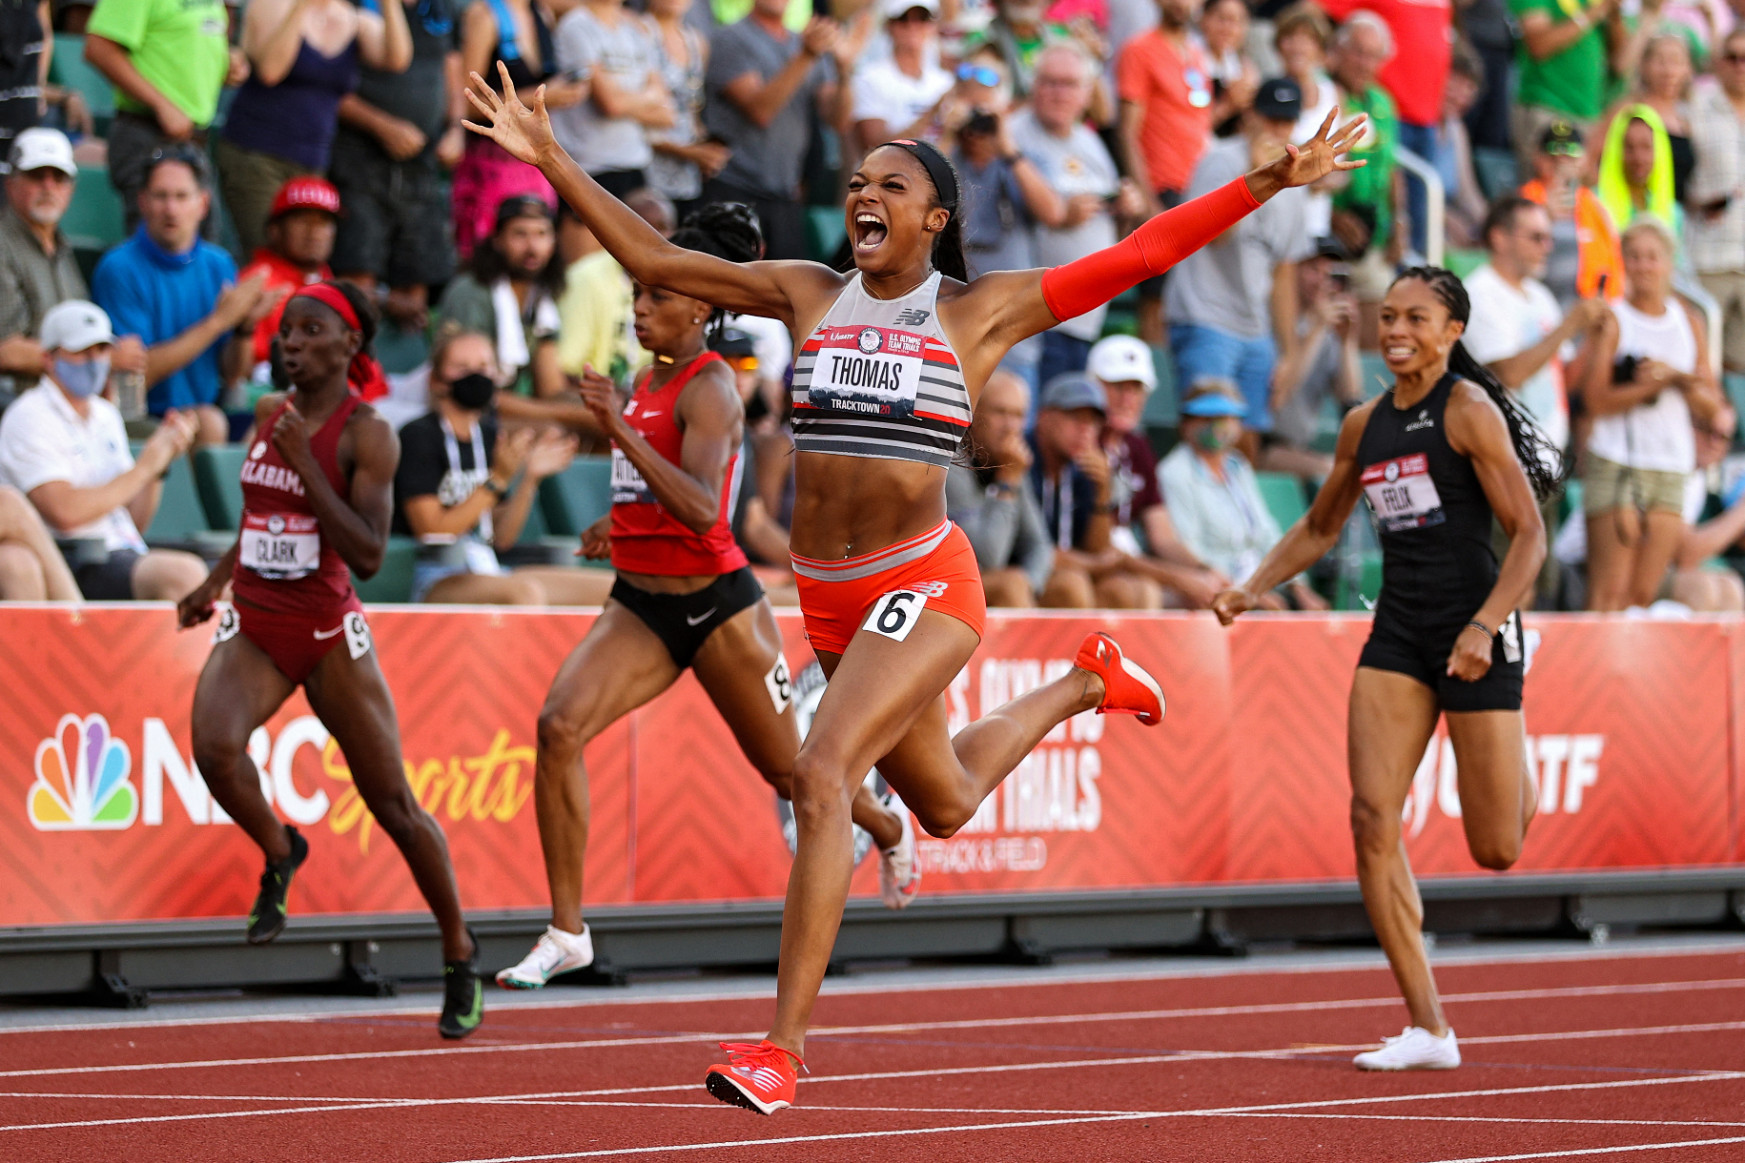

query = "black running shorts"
609;566;765;669
1358;609;1525;713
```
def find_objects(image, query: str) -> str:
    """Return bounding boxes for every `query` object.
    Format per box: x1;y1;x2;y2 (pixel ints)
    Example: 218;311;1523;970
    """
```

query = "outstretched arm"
956;109;1368;360
464;64;842;330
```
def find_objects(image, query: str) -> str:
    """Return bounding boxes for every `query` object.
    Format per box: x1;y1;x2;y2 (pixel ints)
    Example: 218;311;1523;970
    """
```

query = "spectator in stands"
1087;333;1233;607
553;0;671;200
1596;105;1684;240
2;129;146;406
1507;0;1635;174
1273;1;1342;238
237;177;339;381
1166;77;1312;454
1460;0;1515;161
1117;0;1215;344
0;0;48;162
1690;29;1745;374
979;0;1057;99
1520;120;1623;307
1432;40;1489;248
1265;239;1364;480
954;99;1052;282
396;326;611;604
329;0;465;334
645;0;727;218
1012;44;1146;388
0;481;82;600
1595;34;1695;204
435;193;565;403
1669;411;1745;612
0;299;205;600
1580;217;1725;611
1327;12;1403;337
850;0;953;154
947;368;1053;607
92;148;272;444
217;0;412;259
1028;372;1165;608
557;186;674;386
85;0;241;233
1160;378;1324;608
702;0;859;260
454;0;585;260
1199;0;1258;136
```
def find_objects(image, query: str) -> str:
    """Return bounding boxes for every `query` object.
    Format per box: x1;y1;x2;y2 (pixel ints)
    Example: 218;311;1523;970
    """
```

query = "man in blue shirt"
92;147;271;444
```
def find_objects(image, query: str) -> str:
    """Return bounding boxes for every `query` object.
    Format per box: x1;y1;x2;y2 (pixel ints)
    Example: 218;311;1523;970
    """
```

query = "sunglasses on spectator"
957;64;1002;86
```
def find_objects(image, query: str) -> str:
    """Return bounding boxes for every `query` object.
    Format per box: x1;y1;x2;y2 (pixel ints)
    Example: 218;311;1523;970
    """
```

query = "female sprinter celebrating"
1213;267;1562;1071
465;61;1362;1111
177;283;483;1040
497;206;912;990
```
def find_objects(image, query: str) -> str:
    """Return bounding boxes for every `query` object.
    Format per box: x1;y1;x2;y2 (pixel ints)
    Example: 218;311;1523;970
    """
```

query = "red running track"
3;946;1744;1162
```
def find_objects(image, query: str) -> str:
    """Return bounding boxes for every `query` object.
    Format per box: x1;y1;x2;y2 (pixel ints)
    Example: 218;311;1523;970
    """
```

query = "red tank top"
609;352;748;577
232;394;362;615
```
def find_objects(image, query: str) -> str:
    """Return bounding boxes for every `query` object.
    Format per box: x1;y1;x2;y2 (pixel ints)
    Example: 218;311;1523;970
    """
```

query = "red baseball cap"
269;176;341;220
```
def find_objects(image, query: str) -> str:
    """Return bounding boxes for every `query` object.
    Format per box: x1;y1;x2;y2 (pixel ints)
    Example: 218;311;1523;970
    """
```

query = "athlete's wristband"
484;477;511;500
1465;619;1494;639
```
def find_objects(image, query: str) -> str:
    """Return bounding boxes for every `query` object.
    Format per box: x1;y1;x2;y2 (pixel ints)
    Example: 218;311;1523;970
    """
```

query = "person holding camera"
1579;218;1725;611
1265;238;1365;480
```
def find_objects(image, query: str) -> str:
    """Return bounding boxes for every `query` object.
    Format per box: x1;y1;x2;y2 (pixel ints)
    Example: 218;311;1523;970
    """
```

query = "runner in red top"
176;282;483;1039
496;207;910;991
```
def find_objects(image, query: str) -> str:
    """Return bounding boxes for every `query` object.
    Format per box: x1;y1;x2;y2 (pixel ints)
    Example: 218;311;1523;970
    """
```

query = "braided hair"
670;203;764;338
1391;265;1568;502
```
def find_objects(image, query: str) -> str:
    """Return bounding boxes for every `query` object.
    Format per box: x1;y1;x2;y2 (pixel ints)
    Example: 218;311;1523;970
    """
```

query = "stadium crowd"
3;0;1745;611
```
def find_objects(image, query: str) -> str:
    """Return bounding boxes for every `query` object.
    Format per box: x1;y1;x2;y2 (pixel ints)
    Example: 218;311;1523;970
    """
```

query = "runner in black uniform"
1214;267;1563;1072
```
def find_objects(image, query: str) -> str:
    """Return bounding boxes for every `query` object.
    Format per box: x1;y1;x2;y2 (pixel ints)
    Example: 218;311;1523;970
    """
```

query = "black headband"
880;139;959;212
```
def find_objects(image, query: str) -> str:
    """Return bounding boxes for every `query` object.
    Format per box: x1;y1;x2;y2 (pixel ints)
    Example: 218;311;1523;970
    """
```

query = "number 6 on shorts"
863;589;928;643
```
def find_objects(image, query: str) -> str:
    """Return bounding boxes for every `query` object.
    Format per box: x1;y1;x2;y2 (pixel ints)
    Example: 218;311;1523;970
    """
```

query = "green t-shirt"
87;0;231;126
1509;0;1609;121
1333;84;1398;246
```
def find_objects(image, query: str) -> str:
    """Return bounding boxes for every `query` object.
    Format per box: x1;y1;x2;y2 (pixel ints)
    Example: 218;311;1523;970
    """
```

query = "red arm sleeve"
1039;177;1263;323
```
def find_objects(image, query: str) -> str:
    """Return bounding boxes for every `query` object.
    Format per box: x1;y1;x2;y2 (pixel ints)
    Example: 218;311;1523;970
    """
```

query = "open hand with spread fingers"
1257;109;1369;195
463;61;559;169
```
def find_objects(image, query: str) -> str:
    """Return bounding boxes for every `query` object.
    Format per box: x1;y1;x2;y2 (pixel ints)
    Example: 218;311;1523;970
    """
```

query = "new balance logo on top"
892;308;931;327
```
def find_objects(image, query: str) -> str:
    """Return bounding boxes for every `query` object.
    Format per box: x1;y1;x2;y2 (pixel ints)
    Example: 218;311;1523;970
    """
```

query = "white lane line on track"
1417;1139;1745;1163
1220;1114;1745;1129
6;979;1743;1080
4;939;1742;1036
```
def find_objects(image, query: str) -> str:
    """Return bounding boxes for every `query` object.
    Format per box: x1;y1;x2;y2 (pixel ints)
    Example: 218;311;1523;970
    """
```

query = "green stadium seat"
194;446;248;530
353;536;417;604
540;457;613;536
48;35;116;136
1140;344;1178;426
1724;372;1745;428
1335;550;1384;611
1255;472;1309;531
60;165;125;253
1358;352;1391;398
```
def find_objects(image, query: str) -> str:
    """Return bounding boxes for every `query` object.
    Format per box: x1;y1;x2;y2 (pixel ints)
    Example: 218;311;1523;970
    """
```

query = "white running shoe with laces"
495;924;594;989
877;795;921;909
1354;1026;1460;1071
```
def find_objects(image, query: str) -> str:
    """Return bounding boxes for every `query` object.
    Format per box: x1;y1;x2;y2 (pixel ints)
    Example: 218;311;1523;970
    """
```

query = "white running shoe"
495;925;594;990
878;795;921;910
1353;1026;1461;1071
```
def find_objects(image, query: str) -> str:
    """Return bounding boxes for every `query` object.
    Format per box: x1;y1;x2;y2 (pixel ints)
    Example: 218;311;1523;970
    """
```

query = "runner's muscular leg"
304;647;473;962
768;609;1104;1056
1349;667;1445;1035
190;633;298;861
690;601;901;850
535;601;681;934
1445;709;1533;869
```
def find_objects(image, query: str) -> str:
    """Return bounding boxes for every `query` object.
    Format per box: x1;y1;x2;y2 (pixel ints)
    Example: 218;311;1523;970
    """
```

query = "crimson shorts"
216;597;371;685
789;520;986;656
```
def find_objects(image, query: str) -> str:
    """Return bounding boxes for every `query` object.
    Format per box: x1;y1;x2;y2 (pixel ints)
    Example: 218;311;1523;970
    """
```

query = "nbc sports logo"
27;713;138;830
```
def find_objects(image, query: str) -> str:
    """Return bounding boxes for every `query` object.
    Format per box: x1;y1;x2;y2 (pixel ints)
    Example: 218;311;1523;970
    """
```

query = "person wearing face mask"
393;325;607;604
0;300;205;600
1158;378;1322;608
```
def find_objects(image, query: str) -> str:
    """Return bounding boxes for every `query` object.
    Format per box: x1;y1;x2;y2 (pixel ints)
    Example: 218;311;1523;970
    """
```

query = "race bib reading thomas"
241;512;321;579
807;326;923;418
1361;454;1445;533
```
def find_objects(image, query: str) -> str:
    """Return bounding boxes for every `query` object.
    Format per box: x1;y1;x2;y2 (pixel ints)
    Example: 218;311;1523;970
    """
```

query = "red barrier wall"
0;607;1738;928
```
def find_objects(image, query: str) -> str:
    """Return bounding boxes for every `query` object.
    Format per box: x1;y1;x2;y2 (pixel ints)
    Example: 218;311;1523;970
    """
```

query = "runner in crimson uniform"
496;207;910;992
1214;268;1565;1071
467;62;1363;1110
176;283;484;1040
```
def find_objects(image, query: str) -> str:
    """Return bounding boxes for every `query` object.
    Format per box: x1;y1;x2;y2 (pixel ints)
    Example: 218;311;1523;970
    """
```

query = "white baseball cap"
6;127;77;178
1086;334;1156;393
882;0;939;19
40;301;116;353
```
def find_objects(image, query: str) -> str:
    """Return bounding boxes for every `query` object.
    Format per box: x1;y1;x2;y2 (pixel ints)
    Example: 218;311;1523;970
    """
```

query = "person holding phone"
1266;238;1366;480
1518;119;1623;308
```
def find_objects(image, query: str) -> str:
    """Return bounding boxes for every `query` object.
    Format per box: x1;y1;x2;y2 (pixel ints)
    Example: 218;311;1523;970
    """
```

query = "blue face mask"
53;355;110;399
